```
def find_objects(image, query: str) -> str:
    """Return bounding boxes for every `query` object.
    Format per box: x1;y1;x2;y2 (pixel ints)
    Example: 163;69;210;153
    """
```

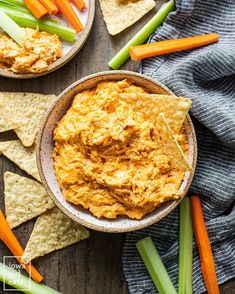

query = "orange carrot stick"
190;196;219;294
55;0;83;32
130;33;219;61
24;0;48;19
39;0;58;14
72;0;86;11
50;0;61;13
0;210;43;283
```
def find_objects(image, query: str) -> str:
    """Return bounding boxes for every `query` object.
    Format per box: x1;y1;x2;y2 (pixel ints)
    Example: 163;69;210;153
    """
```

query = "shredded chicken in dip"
53;80;190;219
0;28;62;74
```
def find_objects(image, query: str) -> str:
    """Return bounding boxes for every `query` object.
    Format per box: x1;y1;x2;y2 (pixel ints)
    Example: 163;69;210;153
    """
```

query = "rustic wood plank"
0;1;234;293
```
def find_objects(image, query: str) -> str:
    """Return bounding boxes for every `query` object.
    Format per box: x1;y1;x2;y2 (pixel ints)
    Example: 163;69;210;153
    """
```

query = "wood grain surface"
0;1;234;293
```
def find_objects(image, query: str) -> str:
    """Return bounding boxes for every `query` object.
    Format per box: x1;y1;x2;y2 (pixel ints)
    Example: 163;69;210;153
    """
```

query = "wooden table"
0;1;234;293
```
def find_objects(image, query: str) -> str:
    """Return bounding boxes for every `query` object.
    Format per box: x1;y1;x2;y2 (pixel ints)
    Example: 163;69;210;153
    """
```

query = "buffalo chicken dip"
53;80;192;219
0;28;62;74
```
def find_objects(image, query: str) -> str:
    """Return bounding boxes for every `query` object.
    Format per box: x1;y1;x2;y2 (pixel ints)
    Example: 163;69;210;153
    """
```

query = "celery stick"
108;0;175;69
0;10;23;45
136;237;177;294
178;197;193;294
0;263;60;294
0;1;29;14
0;5;76;42
1;0;25;6
0;3;59;24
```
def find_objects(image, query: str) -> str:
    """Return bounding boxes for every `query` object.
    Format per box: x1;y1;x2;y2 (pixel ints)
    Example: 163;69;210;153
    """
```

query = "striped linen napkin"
122;0;235;293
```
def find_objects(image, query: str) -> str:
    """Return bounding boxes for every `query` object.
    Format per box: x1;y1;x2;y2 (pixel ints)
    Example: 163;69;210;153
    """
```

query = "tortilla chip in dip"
0;92;56;147
0;140;40;181
4;172;54;229
21;207;89;263
119;93;192;133
156;113;191;171
53;80;192;220
99;0;155;35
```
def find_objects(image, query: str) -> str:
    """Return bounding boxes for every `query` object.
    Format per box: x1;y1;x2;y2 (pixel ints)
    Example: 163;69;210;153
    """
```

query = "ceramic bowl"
37;71;197;233
0;0;95;79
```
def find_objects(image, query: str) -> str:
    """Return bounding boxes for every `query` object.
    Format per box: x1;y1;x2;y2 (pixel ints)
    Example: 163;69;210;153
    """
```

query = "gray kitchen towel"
122;0;235;293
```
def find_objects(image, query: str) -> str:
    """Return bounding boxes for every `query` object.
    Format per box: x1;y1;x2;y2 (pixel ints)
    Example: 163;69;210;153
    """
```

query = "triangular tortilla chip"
21;207;89;263
4;172;55;229
156;113;191;171
0;140;40;181
0;116;19;133
119;93;192;133
0;92;56;147
99;0;155;35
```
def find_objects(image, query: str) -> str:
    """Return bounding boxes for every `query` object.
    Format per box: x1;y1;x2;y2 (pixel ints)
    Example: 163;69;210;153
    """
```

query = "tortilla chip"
0;92;56;147
0;116;19;133
120;93;192;133
4;172;55;229
157;113;191;171
0;140;40;181
21;207;89;263
99;0;155;35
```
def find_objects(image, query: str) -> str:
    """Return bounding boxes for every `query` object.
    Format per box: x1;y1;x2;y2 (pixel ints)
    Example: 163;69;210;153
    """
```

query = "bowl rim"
37;70;198;233
0;0;95;79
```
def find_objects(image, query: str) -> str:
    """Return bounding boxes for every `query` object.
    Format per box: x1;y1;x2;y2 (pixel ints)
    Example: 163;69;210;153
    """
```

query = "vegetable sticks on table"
24;0;48;19
136;237;177;294
108;0;175;69
190;195;219;294
55;0;83;32
0;210;43;283
130;33;219;61
178;197;193;294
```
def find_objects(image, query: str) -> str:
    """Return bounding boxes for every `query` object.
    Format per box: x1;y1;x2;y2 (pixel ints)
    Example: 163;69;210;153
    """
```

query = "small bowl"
37;71;197;233
0;0;95;79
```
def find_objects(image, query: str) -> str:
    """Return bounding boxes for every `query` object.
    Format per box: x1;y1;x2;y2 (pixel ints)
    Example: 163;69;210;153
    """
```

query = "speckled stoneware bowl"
37;71;197;233
0;0;95;79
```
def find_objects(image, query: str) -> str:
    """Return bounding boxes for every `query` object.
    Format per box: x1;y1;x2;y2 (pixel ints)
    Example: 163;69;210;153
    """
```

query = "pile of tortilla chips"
0;92;89;263
99;0;156;35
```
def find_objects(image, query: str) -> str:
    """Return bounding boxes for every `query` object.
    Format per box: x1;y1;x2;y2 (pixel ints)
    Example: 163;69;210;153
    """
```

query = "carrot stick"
0;210;43;283
24;0;48;19
130;33;219;61
108;0;175;69
39;0;58;14
190;195;219;294
72;0;86;11
50;0;61;13
55;0;83;32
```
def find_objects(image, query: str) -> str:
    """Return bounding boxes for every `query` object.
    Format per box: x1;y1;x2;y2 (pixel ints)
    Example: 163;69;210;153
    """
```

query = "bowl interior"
37;71;197;233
